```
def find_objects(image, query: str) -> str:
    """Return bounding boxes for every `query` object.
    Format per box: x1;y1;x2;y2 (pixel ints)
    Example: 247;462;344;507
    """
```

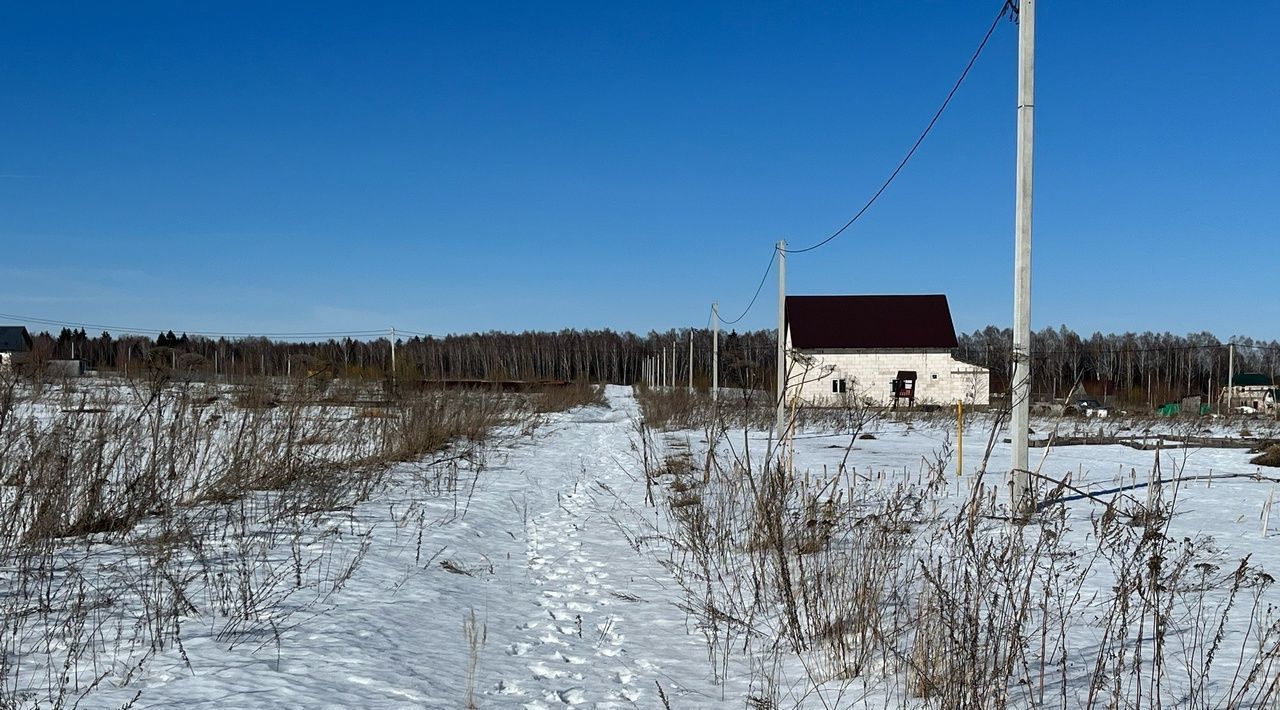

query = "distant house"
0;326;33;369
1223;372;1277;412
783;295;990;407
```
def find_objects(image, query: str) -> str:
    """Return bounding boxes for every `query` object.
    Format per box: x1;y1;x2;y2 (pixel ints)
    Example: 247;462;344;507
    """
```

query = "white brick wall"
784;341;990;406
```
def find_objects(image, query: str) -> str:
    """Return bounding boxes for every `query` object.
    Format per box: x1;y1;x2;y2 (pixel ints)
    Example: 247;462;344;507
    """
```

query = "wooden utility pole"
1010;0;1036;517
712;302;719;400
776;240;787;442
390;327;397;385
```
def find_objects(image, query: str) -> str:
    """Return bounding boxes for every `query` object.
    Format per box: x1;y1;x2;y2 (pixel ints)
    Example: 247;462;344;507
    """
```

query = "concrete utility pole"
662;347;667;389
712;302;720;400
390;327;397;384
1010;0;1036;517
688;331;694;391
776;240;787;442
1228;342;1235;411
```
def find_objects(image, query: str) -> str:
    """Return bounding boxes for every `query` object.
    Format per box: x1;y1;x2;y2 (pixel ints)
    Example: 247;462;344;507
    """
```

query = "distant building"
45;360;86;378
1223;372;1277;412
783;295;990;407
0;326;33;369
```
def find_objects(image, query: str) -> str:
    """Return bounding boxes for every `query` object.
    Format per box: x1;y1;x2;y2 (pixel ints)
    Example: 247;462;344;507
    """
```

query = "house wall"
785;346;990;406
1220;386;1277;412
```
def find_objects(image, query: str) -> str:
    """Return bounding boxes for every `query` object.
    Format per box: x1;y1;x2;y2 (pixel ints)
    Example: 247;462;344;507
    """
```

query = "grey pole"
688;331;694;392
390;327;397;385
1228;342;1235;411
776;240;787;442
1010;0;1036;517
712;302;720;400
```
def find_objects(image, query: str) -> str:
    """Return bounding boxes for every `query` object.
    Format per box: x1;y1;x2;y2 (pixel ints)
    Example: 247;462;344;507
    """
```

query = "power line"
719;247;778;326
784;2;1012;255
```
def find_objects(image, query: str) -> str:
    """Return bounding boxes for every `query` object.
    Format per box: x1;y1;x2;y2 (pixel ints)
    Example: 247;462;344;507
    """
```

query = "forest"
27;325;1280;406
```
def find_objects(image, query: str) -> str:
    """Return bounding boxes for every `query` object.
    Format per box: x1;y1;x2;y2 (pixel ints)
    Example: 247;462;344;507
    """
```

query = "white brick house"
784;295;989;407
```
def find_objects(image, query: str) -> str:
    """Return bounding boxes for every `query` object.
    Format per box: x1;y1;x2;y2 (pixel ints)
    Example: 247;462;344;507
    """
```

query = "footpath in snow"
93;385;735;709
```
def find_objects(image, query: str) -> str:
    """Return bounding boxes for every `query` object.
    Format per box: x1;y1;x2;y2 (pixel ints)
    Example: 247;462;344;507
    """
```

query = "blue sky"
1;2;1276;339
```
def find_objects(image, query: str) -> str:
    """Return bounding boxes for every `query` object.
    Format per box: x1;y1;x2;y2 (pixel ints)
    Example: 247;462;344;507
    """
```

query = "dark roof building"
785;294;958;350
1232;372;1272;387
0;326;32;353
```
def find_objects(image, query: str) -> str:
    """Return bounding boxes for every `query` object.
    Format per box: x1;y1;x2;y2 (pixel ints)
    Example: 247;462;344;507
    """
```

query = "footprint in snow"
528;662;567;680
612;687;641;702
496;679;525;696
507;642;533;656
549;687;587;705
538;631;568;647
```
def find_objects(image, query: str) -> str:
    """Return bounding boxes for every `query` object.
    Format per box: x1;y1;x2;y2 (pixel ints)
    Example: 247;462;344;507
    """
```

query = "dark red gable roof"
786;295;958;350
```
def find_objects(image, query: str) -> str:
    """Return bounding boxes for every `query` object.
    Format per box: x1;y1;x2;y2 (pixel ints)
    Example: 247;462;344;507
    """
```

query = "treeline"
956;326;1280;404
33;327;777;389
29;325;1280;405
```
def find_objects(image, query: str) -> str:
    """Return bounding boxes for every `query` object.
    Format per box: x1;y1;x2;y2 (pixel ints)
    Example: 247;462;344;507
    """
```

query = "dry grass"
636;393;1280;708
1251;445;1280;467
532;381;607;414
634;384;773;431
0;369;539;708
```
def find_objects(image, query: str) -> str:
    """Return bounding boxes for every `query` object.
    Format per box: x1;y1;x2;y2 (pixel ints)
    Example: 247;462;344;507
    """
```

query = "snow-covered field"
7;383;1280;708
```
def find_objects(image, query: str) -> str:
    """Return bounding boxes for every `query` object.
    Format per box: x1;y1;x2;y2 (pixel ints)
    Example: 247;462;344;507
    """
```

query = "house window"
832;379;847;394
931;374;938;380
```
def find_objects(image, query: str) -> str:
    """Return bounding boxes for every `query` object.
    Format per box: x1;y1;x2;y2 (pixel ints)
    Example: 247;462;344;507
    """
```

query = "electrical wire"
719;247;778;326
784;1;1012;254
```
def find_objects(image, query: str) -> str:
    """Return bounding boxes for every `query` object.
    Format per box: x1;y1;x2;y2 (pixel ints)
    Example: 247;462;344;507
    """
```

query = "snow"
9;384;1280;707
64;385;746;708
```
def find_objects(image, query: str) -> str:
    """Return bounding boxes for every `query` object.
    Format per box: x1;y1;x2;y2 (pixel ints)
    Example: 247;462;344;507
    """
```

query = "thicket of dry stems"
635;385;1280;709
0;368;600;708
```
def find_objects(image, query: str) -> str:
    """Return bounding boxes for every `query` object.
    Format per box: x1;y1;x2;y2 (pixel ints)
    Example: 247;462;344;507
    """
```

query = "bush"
1252;445;1280;467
